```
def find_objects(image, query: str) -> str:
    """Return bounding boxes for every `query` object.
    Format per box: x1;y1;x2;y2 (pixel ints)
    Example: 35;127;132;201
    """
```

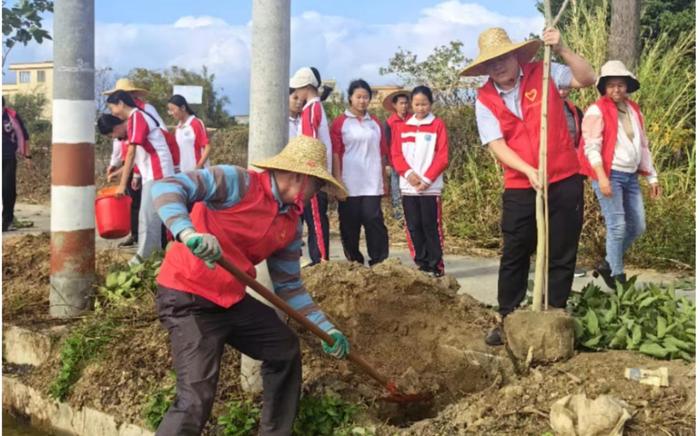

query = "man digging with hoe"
150;136;351;435
462;5;595;356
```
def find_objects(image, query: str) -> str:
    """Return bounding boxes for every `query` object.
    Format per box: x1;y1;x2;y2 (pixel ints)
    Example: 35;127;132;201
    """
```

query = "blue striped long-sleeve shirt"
151;165;335;333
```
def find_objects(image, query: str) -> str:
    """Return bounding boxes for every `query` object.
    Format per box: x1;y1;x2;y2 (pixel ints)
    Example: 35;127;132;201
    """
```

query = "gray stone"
504;310;575;363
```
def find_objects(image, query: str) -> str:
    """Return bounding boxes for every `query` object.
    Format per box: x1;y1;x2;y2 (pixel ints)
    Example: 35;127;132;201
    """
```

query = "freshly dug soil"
3;233;52;324
6;246;696;435
396;352;695;435
2;233;122;327
300;259;508;424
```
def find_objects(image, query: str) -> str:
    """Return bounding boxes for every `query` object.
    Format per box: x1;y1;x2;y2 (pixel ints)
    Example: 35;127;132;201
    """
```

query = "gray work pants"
155;288;301;436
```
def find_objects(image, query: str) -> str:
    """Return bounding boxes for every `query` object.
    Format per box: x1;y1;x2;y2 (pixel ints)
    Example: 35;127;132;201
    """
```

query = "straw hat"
252;136;348;200
102;78;148;96
382;88;411;112
459;27;542;77
595;60;640;95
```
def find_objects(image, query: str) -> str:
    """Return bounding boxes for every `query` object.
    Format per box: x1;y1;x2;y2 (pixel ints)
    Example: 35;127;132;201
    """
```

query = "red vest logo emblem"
525;89;537;102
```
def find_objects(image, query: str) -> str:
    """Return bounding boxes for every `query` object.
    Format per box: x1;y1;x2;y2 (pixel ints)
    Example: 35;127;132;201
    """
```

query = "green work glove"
322;329;350;359
179;228;222;269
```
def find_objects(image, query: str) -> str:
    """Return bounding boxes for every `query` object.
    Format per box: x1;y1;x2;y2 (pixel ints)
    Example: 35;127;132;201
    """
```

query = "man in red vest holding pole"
460;27;595;346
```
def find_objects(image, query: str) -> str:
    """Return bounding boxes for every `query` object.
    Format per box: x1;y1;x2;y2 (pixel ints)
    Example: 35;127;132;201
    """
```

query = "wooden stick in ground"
531;0;552;312
531;0;570;312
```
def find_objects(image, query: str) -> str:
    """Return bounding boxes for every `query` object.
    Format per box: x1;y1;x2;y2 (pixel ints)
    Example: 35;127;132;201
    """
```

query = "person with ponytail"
107;90;176;265
289;66;333;265
168;94;211;172
330;79;389;266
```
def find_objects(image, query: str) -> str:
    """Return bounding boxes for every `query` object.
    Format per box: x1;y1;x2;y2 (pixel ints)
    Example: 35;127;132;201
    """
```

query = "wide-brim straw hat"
595;60;640;95
459;27;542;77
252;136;348;200
102;78;148;96
382;88;411;112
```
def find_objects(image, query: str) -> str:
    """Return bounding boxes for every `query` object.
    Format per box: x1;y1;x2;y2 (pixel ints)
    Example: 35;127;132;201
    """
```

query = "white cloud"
4;2;543;113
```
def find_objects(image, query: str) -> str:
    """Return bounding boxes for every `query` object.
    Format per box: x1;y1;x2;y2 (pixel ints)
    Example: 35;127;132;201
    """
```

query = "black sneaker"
573;267;586;278
613;273;627;287
118;235;136;247
592;260;616;290
431;270;445;278
485;325;504;346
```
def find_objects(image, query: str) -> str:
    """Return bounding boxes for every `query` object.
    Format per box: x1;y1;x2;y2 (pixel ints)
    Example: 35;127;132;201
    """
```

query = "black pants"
498;174;584;317
338;195;389;266
2;158;17;231
155;288;301;436
402;195;444;273
126;171;141;241
302;192;330;264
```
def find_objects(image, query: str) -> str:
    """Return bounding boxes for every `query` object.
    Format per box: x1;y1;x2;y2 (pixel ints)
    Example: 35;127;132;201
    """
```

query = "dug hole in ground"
2;234;696;435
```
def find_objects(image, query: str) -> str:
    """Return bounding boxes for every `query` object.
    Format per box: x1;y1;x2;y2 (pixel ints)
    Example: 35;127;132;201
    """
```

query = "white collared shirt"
475;62;572;145
330;109;385;197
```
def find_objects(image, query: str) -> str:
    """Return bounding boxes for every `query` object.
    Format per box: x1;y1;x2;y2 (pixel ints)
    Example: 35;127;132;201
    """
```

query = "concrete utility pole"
241;0;291;393
247;0;291;162
49;0;96;318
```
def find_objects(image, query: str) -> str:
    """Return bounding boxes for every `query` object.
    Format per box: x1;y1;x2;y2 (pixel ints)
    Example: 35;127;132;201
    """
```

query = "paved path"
6;202;695;304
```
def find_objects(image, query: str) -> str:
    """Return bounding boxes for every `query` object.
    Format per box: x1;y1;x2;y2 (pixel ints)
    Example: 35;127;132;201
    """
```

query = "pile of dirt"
396;351;695;435
9;255;696;435
3;233;51;324
300;259;508;424
2;233;124;326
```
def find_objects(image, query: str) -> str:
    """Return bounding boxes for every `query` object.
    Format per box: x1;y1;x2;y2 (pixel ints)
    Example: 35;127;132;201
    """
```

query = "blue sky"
4;1;544;113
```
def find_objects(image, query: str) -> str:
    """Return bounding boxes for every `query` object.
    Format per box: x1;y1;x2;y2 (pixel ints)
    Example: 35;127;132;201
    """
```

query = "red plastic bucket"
95;187;132;239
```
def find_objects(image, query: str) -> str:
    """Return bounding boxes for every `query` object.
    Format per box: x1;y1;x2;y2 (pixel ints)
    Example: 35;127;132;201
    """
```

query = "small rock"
502;384;524;400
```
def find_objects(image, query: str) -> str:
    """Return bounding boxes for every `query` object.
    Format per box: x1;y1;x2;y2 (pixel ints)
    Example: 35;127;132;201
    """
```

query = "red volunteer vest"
477;62;580;189
577;96;647;180
157;170;300;308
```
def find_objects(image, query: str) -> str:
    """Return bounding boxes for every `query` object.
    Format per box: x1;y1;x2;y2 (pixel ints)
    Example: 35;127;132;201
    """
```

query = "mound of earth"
3;233;51;324
300;259;510;424
8;253;696;435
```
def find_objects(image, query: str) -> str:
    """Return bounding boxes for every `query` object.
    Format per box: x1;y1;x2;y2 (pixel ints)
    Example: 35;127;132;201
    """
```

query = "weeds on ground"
570;280;696;361
217;398;261;436
293;394;360;436
143;371;177;430
49;318;119;401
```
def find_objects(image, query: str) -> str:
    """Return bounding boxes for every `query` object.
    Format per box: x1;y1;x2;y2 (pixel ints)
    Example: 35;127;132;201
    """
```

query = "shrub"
49;318;118;401
571;280;695;361
217;398;260;436
209;126;248;167
143;372;176;430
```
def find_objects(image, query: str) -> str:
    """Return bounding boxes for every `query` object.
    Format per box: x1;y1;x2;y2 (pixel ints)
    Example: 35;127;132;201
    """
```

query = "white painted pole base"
240;262;275;394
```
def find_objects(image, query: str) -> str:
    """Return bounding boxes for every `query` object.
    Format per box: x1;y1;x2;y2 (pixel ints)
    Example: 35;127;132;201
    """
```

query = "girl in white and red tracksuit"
391;86;449;277
331;79;389;266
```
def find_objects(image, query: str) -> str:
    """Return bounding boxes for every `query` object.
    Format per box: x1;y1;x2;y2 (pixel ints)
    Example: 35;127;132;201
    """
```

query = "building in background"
2;61;54;119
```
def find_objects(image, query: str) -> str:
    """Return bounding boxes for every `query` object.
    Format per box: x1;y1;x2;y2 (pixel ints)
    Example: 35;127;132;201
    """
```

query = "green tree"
379;41;478;106
537;0;695;45
2;0;53;67
127;66;234;128
5;91;48;131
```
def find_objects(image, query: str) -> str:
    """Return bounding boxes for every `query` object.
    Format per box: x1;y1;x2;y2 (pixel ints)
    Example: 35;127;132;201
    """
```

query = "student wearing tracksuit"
108;91;176;265
391;86;449;277
168;94;211;172
331;79;390;266
290;67;332;265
